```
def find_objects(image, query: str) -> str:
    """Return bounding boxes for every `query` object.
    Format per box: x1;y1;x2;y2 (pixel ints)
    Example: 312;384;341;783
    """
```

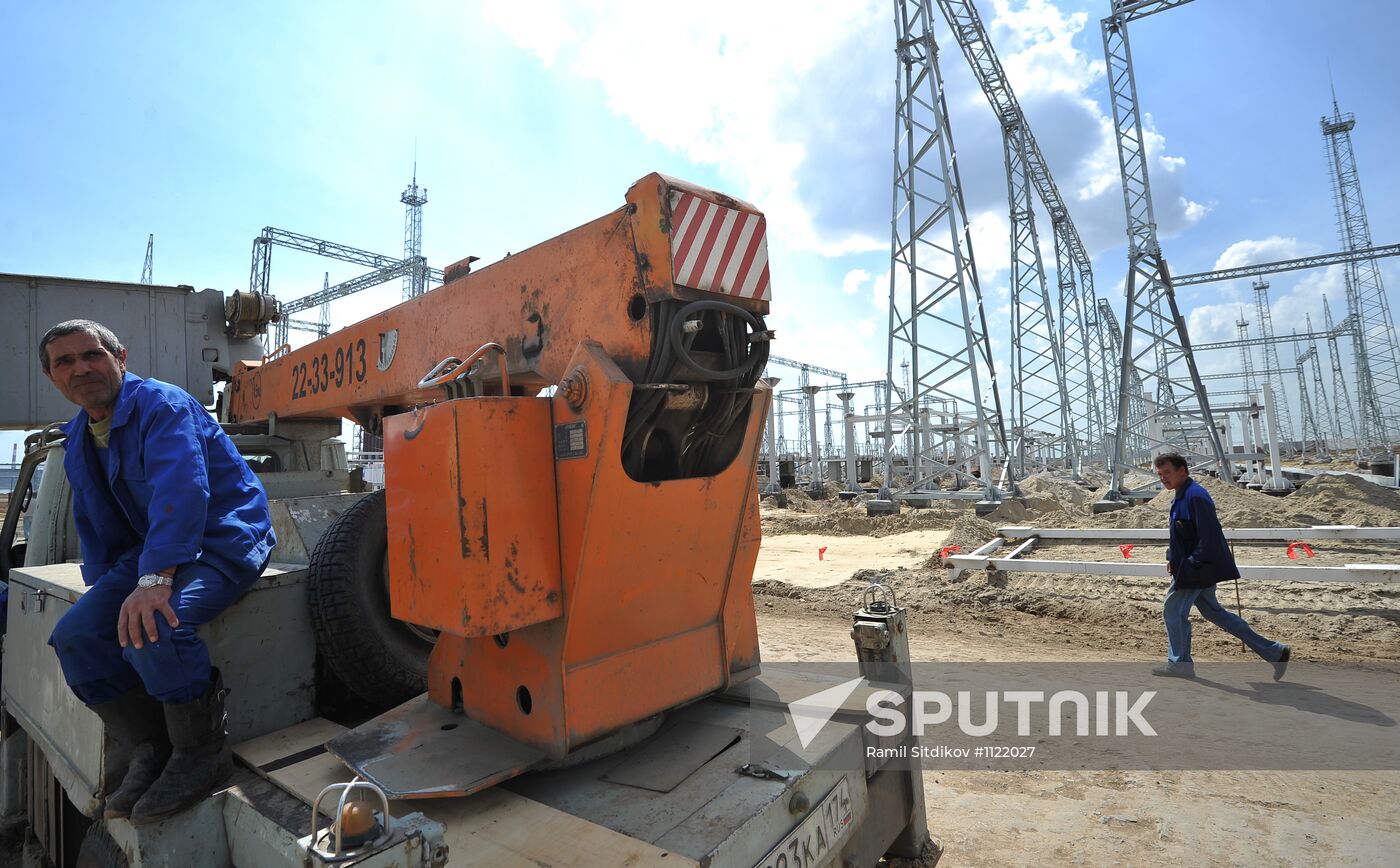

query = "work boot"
129;670;233;825
89;689;171;819
1150;662;1196;679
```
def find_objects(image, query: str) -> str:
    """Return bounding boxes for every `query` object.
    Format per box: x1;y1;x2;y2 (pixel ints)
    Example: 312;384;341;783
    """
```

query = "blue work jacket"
59;372;276;586
1165;479;1239;589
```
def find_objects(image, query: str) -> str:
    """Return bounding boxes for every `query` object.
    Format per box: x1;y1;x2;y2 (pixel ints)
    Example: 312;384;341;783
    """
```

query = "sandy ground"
753;531;947;587
753;471;1400;866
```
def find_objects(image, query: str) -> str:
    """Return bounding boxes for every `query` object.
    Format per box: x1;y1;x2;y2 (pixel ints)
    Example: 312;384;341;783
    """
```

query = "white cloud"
482;0;883;257
990;0;1100;97
1158;155;1186;173
1181;198;1210;224
1187;302;1242;348
1210;236;1315;271
482;4;576;67
477;0;1209;265
872;269;891;312
841;268;871;295
1272;266;1346;333
479;0;1214;406
968;210;1012;284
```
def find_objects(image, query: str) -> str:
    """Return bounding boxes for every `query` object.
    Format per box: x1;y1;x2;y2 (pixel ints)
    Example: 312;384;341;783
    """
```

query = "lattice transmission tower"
1322;90;1400;458
1304;313;1333;443
1097;298;1145;442
1293;331;1328;460
1236;312;1256;400
401;164;429;300
140;234;154;285
1252;279;1294;447
936;0;1090;476
1322;295;1357;445
883;0;1010;505
1099;0;1227;507
318;272;331;339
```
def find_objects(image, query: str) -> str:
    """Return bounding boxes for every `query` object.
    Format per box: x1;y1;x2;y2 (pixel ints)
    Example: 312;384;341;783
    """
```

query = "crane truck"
0;174;930;867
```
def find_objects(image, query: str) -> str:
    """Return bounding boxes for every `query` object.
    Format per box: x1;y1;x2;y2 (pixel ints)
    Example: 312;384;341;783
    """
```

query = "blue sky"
3;0;1398;458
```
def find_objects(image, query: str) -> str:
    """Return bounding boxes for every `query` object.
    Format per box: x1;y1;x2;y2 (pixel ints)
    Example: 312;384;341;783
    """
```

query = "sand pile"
921;512;998;567
982;499;1031;523
1287;474;1400;526
1016;474;1095;516
1061;475;1301;529
1066;473;1400;530
755;559;1161;626
776;482;849;507
754;566;931;610
762;503;961;538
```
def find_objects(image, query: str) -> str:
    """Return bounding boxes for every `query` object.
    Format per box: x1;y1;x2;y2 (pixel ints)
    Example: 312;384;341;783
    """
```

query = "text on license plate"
754;777;854;868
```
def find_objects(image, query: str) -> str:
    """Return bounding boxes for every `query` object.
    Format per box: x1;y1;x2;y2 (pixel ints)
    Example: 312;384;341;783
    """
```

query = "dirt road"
755;596;1400;867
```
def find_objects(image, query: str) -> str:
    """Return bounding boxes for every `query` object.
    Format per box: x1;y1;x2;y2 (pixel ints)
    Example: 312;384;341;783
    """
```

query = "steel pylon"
1099;0;1228;503
1322;95;1400;459
1323;295;1358;446
883;0;1010;502
140;234;153;285
401;164;429;300
1252;279;1295;447
936;0;1086;477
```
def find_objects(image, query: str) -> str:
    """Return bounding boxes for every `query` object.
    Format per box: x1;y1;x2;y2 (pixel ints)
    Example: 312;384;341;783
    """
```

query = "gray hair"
39;320;126;372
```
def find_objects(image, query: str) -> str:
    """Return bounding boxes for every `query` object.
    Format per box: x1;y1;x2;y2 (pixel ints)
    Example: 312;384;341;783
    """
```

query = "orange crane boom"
228;174;776;791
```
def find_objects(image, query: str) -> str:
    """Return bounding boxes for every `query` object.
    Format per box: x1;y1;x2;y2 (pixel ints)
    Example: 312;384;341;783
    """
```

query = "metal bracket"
20;589;46;614
736;762;793;782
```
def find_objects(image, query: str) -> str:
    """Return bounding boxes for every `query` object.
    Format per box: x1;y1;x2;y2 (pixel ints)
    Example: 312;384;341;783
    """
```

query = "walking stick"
1229;539;1246;652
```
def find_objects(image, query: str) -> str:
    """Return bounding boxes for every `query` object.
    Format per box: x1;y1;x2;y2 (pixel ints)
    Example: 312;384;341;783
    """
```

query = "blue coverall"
47;373;276;704
1163;479;1285;665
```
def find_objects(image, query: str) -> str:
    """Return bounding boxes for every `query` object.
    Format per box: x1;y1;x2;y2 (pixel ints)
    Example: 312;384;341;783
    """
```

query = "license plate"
754;777;854;868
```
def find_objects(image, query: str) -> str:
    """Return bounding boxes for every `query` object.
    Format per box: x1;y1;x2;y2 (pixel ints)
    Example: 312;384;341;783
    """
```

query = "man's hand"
1167;561;1174;575
118;586;179;649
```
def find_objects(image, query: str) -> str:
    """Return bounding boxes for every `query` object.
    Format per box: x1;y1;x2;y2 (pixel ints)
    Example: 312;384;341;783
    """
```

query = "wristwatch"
137;573;174;589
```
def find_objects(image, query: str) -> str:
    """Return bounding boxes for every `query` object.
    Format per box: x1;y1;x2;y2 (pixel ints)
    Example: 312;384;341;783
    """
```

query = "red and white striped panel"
668;190;770;301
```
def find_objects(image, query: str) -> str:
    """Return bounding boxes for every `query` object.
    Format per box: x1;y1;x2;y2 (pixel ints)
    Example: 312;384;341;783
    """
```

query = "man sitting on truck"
38;319;276;825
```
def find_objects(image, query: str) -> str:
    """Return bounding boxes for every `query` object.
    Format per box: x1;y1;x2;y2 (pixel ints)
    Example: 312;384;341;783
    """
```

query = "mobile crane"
1;174;929;866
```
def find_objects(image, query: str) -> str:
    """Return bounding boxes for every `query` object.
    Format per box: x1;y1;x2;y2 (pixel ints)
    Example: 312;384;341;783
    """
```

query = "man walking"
1153;453;1290;679
40;320;276;824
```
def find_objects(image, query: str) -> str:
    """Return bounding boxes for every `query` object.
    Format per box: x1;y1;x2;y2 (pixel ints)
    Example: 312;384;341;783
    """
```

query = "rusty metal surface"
327;695;546;799
384;397;561;637
505;686;885;867
600;721;742;793
225;174;768;428
426;344;771;758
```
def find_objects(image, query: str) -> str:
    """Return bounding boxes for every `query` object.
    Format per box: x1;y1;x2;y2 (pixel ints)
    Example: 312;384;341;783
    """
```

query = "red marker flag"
1287;542;1315;559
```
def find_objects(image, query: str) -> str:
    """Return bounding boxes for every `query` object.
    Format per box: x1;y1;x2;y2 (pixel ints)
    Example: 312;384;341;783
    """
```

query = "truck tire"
308;489;432;708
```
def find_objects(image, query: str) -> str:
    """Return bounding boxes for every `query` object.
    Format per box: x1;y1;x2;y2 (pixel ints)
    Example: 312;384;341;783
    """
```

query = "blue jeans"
1163;583;1286;664
49;559;261;705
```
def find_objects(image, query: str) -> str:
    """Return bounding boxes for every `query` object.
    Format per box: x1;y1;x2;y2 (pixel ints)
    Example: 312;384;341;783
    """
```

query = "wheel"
308;490;434;709
76;822;128;868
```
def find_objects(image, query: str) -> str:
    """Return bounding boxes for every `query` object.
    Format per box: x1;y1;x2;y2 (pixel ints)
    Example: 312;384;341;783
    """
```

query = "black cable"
670;300;764;382
623;297;770;478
